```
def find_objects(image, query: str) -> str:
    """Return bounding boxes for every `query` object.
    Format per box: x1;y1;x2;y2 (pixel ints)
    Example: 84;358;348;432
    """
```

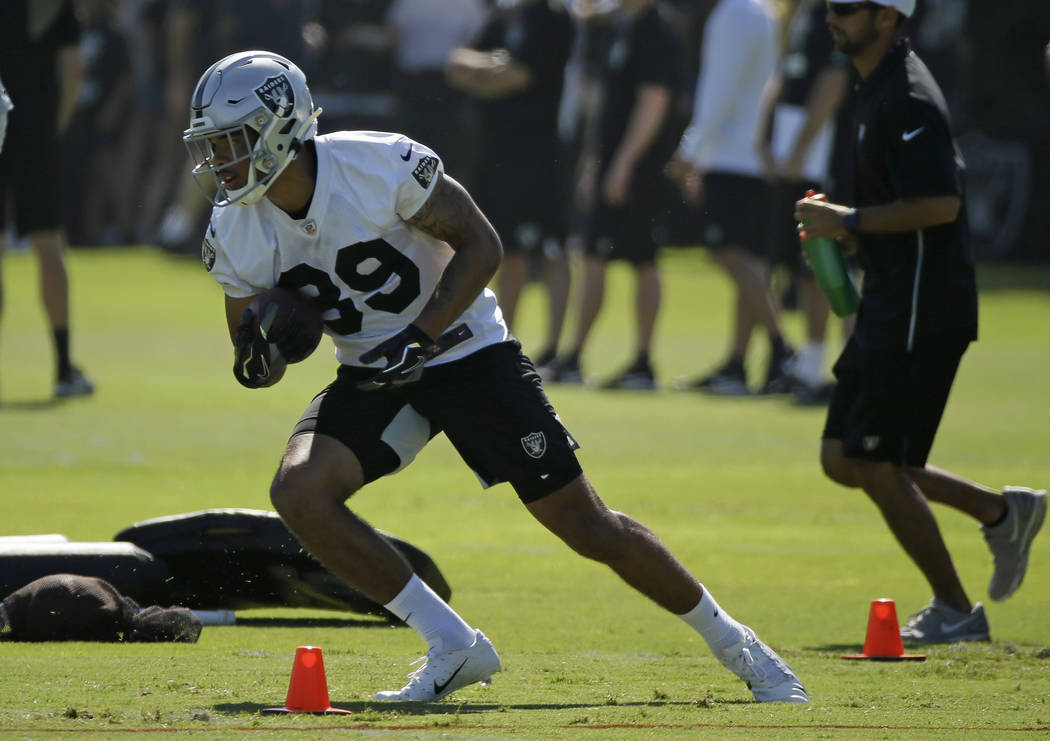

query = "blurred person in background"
668;0;794;396
156;0;310;254
0;76;11;154
548;0;683;390
0;0;94;399
62;0;135;246
796;0;1046;644
446;0;574;369
385;0;487;186
756;0;852;404
301;0;398;133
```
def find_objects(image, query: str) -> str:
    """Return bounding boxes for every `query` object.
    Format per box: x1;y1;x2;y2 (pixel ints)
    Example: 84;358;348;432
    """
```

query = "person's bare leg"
270;432;413;602
496;252;528;331
633;262;660;358
852;459;971;612
30;229;69;330
542;251;570;357
526;473;701;613
909;465;1005;525
826;439;1007;526
565;256;606;357
717;248;783;341
800;274;829;345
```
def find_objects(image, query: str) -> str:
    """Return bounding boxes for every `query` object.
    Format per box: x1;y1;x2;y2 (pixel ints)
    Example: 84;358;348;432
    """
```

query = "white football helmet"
183;51;322;207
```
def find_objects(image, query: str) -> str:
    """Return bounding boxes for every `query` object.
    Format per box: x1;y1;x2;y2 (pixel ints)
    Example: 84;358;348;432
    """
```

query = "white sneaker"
374;630;501;702
983;487;1047;602
899;598;990;643
718;627;809;703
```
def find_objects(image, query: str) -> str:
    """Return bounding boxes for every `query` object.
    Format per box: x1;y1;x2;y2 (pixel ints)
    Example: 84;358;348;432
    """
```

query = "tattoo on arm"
407;174;491;250
403;173;503;334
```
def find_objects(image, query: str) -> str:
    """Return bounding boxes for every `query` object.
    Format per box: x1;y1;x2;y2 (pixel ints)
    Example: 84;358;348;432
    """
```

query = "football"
248;286;325;363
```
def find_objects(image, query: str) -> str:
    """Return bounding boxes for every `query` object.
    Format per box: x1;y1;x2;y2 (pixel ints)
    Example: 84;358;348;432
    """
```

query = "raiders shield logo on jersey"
412;155;438;189
521;432;547;459
201;238;216;271
254;74;294;117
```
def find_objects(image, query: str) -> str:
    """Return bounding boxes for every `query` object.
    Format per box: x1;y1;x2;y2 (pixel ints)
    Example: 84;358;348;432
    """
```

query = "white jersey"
677;0;778;176
203;131;509;367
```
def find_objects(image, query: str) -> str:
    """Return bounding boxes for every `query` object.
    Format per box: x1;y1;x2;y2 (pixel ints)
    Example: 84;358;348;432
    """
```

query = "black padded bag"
1;574;202;642
114;509;452;618
0;540;169;605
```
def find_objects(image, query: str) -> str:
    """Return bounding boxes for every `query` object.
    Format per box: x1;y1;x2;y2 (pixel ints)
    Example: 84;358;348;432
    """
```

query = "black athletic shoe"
760;348;796;395
791;380;836;406
599;363;656;391
55;367;95;398
543;356;584;385
676;360;749;395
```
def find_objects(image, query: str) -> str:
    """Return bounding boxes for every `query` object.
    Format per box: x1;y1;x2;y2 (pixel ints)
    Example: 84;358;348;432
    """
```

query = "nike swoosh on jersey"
902;127;925;141
433;659;469;696
400;145;413;161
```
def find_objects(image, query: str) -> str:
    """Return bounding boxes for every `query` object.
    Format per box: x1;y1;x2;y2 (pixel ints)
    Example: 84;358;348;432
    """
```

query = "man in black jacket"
795;0;1046;644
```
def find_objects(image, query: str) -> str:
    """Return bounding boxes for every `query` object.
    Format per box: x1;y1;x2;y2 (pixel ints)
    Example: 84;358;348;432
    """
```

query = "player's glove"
357;324;438;391
257;302;315;363
232;307;287;388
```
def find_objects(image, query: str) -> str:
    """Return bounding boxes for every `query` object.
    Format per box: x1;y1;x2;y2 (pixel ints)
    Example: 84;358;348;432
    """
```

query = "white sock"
384;574;476;652
678;586;747;653
796;341;825;387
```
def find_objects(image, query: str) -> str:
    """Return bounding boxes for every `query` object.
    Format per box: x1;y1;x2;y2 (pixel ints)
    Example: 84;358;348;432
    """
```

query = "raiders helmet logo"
201;238;216;271
521;432;547;459
254;74;295;117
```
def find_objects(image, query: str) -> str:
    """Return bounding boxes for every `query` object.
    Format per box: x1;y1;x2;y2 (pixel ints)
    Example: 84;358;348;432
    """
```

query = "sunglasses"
826;1;882;15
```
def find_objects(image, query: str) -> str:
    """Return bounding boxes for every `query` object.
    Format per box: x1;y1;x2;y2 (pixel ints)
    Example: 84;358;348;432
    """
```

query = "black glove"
233;307;287;388
257;303;315;363
357;324;437;391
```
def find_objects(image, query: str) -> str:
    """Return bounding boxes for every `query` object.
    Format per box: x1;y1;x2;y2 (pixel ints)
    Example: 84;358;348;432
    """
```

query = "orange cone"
262;646;353;714
842;598;926;661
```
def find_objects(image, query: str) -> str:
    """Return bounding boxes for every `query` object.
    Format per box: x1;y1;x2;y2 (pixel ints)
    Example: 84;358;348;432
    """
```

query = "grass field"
1;246;1048;739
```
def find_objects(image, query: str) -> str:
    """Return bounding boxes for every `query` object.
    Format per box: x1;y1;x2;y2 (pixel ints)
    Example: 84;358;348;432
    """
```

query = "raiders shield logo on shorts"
521;432;547;459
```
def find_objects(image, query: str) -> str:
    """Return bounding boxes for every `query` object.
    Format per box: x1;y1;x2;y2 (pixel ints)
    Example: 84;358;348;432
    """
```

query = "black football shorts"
698;171;768;256
292;340;582;503
823;330;971;467
0;100;62;236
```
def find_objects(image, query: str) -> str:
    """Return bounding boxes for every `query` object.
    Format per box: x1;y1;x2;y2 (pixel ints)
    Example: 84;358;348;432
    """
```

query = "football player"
185;50;808;703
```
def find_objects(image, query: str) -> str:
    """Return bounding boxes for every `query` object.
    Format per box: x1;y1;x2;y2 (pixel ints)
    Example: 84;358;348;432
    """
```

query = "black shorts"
765;179;817;270
823;330;971;467
583;166;668;265
292;341;582;503
698;171;768;256
0;100;62;236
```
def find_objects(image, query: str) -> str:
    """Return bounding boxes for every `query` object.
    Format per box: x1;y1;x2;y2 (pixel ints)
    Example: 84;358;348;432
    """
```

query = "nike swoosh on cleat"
902;127;925;141
939;618;974;633
433;659;469;696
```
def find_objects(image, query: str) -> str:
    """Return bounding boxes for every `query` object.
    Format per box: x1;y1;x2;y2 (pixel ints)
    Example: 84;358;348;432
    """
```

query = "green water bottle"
800;191;860;317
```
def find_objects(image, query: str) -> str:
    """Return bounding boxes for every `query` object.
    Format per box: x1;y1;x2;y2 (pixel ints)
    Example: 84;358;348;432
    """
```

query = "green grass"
1;246;1048;739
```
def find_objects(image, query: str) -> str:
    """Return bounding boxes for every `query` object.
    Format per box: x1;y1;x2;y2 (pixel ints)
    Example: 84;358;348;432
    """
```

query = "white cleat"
374;629;501;702
983;487;1047;602
718;627;809;703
